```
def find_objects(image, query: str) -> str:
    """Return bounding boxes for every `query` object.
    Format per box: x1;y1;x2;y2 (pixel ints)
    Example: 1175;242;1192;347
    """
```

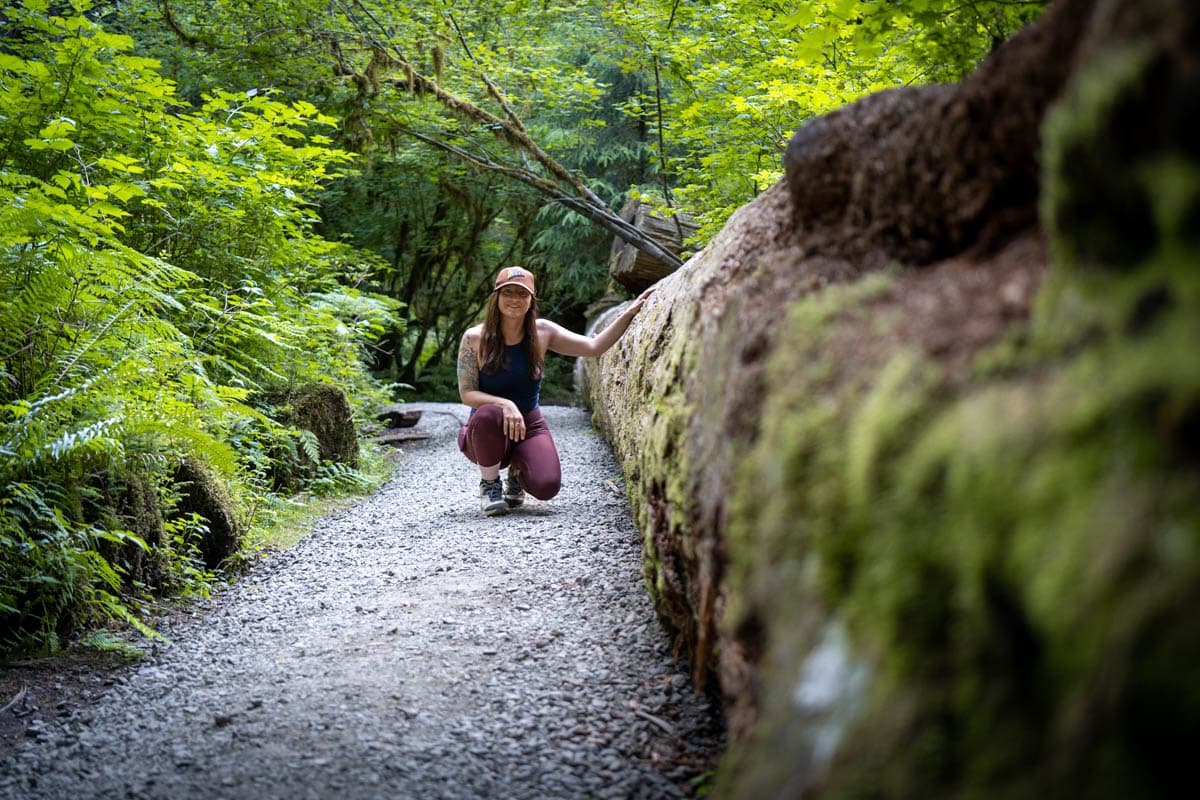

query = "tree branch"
159;0;201;47
443;10;528;135
394;126;681;264
158;0;686;271
342;0;683;269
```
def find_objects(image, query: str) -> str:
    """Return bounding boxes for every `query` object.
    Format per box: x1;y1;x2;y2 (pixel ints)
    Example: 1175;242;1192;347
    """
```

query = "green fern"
296;429;322;464
0;4;394;657
305;462;373;496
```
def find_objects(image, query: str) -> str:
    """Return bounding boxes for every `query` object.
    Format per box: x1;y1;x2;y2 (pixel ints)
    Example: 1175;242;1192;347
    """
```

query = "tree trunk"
585;0;1200;796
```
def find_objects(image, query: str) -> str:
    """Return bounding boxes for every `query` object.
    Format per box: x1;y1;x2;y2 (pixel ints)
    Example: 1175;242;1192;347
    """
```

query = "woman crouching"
456;266;653;516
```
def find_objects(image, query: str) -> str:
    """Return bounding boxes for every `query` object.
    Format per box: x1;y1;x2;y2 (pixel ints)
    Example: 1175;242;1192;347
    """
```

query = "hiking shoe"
480;478;507;516
504;466;526;508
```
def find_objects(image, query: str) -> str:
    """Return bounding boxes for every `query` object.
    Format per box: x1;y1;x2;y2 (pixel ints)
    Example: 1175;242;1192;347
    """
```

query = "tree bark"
583;0;1200;795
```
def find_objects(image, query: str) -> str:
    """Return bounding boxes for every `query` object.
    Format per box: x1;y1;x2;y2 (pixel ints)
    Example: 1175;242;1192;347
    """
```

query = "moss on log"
171;457;242;570
292;383;359;469
586;0;1200;796
86;466;169;591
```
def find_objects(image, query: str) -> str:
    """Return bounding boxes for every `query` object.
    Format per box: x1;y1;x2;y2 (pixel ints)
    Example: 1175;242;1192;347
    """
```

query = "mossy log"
85;467;168;591
171;457;241;570
608;198;697;292
586;0;1200;796
292;383;359;469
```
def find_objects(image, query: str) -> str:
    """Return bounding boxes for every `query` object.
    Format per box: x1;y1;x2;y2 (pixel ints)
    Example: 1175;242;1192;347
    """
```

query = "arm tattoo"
457;336;479;395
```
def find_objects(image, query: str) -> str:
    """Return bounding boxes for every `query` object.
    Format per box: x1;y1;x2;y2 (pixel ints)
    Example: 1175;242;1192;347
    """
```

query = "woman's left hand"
628;285;656;315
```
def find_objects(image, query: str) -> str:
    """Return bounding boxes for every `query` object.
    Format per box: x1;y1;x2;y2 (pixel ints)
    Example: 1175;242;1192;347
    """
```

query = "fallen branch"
633;707;675;735
373;429;433;447
1;685;29;715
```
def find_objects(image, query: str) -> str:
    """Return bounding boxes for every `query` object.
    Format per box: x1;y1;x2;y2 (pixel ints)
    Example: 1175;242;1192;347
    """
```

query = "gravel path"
0;404;724;799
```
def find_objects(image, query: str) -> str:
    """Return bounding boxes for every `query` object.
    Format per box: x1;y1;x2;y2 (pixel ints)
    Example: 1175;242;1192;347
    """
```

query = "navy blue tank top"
479;341;541;412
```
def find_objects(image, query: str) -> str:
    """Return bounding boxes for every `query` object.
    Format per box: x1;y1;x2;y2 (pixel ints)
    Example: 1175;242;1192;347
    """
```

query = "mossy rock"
171;457;241;570
83;466;168;591
291;382;359;469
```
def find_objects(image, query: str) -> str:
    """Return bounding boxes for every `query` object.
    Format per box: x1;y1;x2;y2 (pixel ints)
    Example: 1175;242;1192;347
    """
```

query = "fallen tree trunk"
608;198;697;292
585;0;1200;796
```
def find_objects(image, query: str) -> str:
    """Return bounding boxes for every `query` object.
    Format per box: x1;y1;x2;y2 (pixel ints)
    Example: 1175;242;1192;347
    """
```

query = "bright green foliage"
110;0;652;389
102;1;1044;386
605;0;1046;240
1;1;395;654
100;1;1048;390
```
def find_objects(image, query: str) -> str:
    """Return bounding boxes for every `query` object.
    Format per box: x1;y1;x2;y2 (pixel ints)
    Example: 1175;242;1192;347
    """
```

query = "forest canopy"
0;0;1044;653
111;0;1046;383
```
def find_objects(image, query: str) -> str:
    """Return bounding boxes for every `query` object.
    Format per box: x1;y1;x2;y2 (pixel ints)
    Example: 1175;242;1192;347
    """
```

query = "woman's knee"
522;470;560;501
466;405;507;465
471;404;504;428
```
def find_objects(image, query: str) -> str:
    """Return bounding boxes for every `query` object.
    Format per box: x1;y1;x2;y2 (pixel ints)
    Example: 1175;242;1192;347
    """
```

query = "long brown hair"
480;290;543;379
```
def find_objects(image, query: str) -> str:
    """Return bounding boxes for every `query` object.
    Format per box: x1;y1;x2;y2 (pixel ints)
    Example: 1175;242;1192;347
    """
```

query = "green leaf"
780;8;817;30
0;53;28;72
23;137;75;151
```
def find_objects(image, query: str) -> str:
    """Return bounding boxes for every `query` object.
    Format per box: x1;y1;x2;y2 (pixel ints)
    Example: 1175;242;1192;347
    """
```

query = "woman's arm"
456;329;485;406
542;286;655;358
457;329;527;440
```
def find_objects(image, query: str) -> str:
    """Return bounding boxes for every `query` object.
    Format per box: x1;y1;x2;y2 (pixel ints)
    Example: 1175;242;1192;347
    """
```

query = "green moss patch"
720;37;1200;799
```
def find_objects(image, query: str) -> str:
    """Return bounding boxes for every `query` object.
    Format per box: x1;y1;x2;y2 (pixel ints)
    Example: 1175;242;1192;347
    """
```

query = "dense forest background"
1;0;1044;655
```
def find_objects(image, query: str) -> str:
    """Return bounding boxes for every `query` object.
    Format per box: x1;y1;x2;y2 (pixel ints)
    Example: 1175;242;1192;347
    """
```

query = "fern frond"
40;415;125;463
52;296;142;385
305;462;372;496
0;257;67;362
80;548;124;593
297;429;321;463
160;422;241;477
0;482;65;536
96;590;168;643
93;528;149;553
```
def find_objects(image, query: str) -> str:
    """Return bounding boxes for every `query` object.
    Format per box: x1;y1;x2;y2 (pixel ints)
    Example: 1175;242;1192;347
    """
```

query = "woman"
457;266;653;516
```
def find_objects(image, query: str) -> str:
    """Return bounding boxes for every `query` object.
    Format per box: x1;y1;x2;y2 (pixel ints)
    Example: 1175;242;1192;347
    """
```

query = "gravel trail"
0;404;724;799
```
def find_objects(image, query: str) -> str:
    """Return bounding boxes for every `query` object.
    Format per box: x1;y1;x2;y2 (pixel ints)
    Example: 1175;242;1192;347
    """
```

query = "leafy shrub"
0;0;394;655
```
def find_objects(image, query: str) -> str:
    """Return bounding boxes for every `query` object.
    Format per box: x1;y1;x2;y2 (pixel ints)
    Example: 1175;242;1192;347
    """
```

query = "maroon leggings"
457;405;561;500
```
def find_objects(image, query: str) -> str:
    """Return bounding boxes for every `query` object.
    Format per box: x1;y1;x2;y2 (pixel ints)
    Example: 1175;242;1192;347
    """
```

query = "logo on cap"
494;266;536;296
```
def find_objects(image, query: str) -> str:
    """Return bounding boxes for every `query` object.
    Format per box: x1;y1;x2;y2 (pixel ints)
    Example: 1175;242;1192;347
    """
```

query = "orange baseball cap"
493;266;536;297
